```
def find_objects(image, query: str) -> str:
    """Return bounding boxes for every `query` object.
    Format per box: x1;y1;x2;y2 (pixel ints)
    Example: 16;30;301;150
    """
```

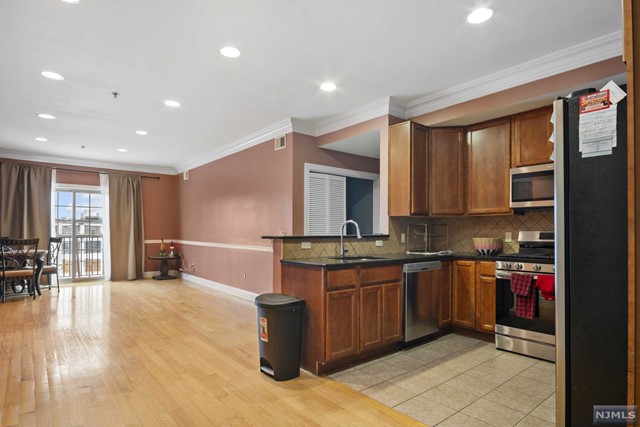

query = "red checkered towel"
535;274;555;300
511;273;535;319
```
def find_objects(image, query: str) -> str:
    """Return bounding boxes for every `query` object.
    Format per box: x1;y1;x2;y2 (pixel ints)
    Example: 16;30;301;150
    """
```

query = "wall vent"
274;135;286;151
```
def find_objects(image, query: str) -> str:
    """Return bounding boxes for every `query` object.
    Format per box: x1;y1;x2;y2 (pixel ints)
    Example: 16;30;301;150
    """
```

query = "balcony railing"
57;235;103;279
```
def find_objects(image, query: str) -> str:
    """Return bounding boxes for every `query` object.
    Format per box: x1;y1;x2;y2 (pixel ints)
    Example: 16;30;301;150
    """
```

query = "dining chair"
42;237;63;291
0;238;39;303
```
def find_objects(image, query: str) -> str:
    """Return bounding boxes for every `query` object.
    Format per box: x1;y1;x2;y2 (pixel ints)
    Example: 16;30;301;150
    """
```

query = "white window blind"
306;172;346;235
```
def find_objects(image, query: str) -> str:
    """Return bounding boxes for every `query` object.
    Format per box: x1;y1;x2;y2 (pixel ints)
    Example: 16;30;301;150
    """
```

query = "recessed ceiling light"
135;130;149;135
467;7;494;24
220;46;241;58
41;71;64;81
35;137;48;142
164;100;181;108
38;113;56;119
117;148;128;152
61;0;80;4
320;82;337;92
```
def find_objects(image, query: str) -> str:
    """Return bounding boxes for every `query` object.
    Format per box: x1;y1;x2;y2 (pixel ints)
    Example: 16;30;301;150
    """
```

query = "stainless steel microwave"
510;164;554;209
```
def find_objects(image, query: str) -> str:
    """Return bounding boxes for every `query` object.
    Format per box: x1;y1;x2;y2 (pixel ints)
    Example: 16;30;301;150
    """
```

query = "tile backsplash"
281;211;554;259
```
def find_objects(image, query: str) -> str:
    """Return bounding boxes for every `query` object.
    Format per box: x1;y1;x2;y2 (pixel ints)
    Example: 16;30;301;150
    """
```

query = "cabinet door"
430;128;465;215
326;289;358;362
439;261;453;327
382;282;403;344
388;121;429;216
466;119;511;215
453;261;476;328
511;106;554;167
476;274;496;333
359;285;383;352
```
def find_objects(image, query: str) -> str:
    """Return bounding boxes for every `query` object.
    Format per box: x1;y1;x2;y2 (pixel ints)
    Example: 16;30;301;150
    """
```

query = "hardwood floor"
0;279;423;426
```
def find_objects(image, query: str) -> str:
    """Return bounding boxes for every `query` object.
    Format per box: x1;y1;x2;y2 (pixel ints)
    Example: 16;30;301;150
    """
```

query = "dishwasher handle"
402;260;442;274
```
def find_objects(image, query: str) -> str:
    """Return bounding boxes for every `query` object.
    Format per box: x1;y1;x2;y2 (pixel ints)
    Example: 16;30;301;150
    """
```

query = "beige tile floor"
329;334;556;427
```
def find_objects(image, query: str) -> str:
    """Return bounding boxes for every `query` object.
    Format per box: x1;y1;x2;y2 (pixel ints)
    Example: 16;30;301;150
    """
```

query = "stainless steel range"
495;231;555;362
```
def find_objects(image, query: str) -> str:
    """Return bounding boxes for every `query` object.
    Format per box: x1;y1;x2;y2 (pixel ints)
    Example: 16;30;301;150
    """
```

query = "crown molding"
313;97;394;136
176;118;294;173
0;149;177;175
405;31;623;118
290;118;317;136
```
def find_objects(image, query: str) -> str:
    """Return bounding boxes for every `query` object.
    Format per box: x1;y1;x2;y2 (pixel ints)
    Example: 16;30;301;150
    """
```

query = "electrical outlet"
505;232;512;243
190;263;196;272
375;240;383;247
301;242;311;249
243;273;247;279
400;233;406;243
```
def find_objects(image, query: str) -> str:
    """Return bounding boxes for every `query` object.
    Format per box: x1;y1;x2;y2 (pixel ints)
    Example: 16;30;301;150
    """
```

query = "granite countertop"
281;252;503;268
262;234;389;240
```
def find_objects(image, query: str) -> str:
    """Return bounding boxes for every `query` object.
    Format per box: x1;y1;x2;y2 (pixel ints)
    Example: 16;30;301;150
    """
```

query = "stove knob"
553;265;555;273
515;263;523;270
533;264;541;272
504;262;511;269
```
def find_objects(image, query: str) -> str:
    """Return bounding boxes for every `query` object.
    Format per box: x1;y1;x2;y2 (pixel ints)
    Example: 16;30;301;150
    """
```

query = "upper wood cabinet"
430;128;465;215
511;106;554;167
388;121;429;216
466;118;511;215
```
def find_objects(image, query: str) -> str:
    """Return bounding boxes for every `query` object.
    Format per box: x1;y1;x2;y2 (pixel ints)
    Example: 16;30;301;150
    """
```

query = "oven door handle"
495;271;539;280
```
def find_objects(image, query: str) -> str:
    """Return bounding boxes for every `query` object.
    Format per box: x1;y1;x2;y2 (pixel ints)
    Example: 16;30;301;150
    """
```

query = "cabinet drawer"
360;265;402;285
478;261;496;276
326;268;358;290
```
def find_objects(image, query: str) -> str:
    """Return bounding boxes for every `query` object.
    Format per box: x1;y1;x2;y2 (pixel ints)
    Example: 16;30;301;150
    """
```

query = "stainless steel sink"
328;255;385;261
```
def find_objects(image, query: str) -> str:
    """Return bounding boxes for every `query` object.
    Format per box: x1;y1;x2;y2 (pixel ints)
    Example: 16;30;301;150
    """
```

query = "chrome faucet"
339;220;362;257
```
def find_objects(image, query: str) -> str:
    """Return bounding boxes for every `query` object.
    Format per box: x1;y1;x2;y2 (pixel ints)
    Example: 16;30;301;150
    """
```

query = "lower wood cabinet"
281;263;402;374
326;288;358;362
475;262;496;333
439;261;453;327
453;260;496;333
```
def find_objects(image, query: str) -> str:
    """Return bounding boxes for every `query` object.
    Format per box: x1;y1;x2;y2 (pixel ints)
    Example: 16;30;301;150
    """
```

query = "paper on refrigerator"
578;90;617;158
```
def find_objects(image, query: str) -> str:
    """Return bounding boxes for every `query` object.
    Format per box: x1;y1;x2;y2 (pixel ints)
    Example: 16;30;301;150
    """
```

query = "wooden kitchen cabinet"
466;118;511;215
326;288;358;362
430;128;465;215
511;106;554;167
475;262;496;333
439;261;453;327
453;260;476;328
359;265;402;351
388;121;429;216
281;263;402;374
453;260;496;333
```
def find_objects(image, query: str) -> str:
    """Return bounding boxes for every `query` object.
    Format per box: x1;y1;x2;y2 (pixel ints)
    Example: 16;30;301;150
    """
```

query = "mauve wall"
177;136;293;295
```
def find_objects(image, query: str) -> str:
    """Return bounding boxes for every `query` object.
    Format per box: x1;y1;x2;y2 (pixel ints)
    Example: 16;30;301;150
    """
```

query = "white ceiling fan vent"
274;135;286;151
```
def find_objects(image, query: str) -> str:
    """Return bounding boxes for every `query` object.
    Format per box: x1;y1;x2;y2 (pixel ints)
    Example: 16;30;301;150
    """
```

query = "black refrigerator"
554;87;628;426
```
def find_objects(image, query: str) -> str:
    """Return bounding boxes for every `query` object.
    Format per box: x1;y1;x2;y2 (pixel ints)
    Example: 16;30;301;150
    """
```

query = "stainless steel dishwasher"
403;260;442;343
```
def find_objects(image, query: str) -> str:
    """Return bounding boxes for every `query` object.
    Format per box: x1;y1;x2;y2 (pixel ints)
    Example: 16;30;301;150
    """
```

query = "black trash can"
254;293;305;381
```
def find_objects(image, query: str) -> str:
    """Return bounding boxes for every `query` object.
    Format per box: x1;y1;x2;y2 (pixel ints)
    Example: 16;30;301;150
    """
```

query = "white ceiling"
0;0;623;174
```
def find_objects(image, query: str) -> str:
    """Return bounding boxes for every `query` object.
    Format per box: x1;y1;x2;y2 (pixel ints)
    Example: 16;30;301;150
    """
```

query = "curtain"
109;174;144;281
0;162;52;247
100;174;111;281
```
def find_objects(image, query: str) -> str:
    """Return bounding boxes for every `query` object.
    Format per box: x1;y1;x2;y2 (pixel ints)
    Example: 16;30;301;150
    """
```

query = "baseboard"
179;272;259;302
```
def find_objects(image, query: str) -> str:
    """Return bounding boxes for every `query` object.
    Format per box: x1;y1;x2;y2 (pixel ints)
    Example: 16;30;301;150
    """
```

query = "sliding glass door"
53;187;105;281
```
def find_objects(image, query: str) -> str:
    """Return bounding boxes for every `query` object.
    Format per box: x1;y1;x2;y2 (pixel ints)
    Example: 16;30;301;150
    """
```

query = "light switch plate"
505;232;512;243
301;242;311;249
375;240;383;247
400;233;406;243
